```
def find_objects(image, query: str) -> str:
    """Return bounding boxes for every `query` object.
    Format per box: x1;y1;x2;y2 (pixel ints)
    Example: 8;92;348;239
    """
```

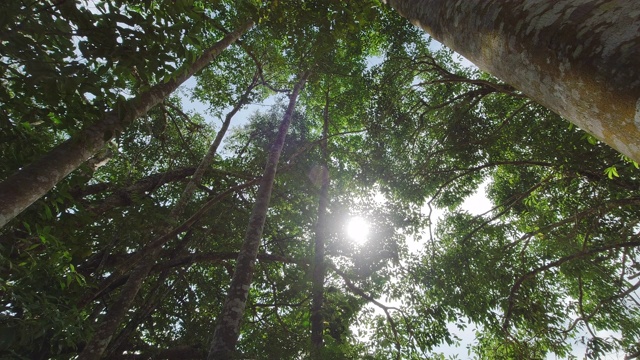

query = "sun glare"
346;216;370;244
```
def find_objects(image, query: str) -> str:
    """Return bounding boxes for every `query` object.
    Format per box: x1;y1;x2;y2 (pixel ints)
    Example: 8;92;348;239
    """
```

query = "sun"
346;216;370;244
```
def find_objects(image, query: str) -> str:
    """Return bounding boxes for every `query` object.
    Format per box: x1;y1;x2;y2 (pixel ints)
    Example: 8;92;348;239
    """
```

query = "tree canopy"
1;1;639;359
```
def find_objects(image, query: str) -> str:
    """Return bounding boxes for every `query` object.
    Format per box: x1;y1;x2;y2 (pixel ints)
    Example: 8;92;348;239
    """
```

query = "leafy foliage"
1;1;639;359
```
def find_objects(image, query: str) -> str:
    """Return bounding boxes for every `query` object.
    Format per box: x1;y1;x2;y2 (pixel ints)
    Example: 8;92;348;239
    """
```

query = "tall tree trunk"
388;0;640;162
207;71;310;360
0;20;254;229
310;89;331;356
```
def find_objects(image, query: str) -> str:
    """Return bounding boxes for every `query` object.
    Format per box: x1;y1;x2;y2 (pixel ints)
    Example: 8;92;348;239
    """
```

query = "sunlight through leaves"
346;216;370;244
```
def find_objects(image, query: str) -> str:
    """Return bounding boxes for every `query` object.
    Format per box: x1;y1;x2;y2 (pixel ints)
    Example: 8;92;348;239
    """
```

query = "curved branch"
503;239;640;332
78;176;261;308
171;71;260;218
84;167;196;214
330;265;403;359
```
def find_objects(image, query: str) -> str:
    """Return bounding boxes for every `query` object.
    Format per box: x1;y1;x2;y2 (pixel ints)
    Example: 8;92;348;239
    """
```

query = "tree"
310;88;331;356
207;71;309;359
0;2;253;228
76;75;262;360
388;0;640;163
3;1;640;359
361;40;640;358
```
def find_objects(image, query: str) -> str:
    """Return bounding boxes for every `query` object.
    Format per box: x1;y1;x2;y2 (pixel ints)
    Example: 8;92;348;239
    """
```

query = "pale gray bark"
207;72;310;359
388;0;640;162
0;20;254;230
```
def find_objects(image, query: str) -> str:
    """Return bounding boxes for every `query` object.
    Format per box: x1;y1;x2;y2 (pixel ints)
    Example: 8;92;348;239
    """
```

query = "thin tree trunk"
388;0;640;162
105;103;257;354
310;89;331;356
0;20;254;229
171;72;260;218
207;71;310;360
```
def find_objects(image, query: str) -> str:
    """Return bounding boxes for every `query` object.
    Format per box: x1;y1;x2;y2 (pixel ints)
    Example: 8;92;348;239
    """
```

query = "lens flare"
346;216;370;244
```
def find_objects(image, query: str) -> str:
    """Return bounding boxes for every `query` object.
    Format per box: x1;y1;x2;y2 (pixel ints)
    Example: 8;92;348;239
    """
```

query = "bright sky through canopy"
346;216;370;244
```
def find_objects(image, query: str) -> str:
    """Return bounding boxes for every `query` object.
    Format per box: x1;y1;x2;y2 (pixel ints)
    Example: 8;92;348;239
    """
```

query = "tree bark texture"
310;90;331;355
0;20;254;229
388;0;640;162
207;72;310;360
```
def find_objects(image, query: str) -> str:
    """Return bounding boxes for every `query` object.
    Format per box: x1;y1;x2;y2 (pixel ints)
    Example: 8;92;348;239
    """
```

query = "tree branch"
330;265;403;359
503;239;640;332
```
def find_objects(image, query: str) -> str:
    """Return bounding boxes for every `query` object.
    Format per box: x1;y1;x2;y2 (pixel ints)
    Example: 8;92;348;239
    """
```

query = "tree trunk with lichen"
207;72;310;360
0;20;254;230
388;0;640;162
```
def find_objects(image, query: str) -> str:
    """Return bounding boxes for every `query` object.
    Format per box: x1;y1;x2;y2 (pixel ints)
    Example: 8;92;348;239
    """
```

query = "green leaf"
604;165;619;179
